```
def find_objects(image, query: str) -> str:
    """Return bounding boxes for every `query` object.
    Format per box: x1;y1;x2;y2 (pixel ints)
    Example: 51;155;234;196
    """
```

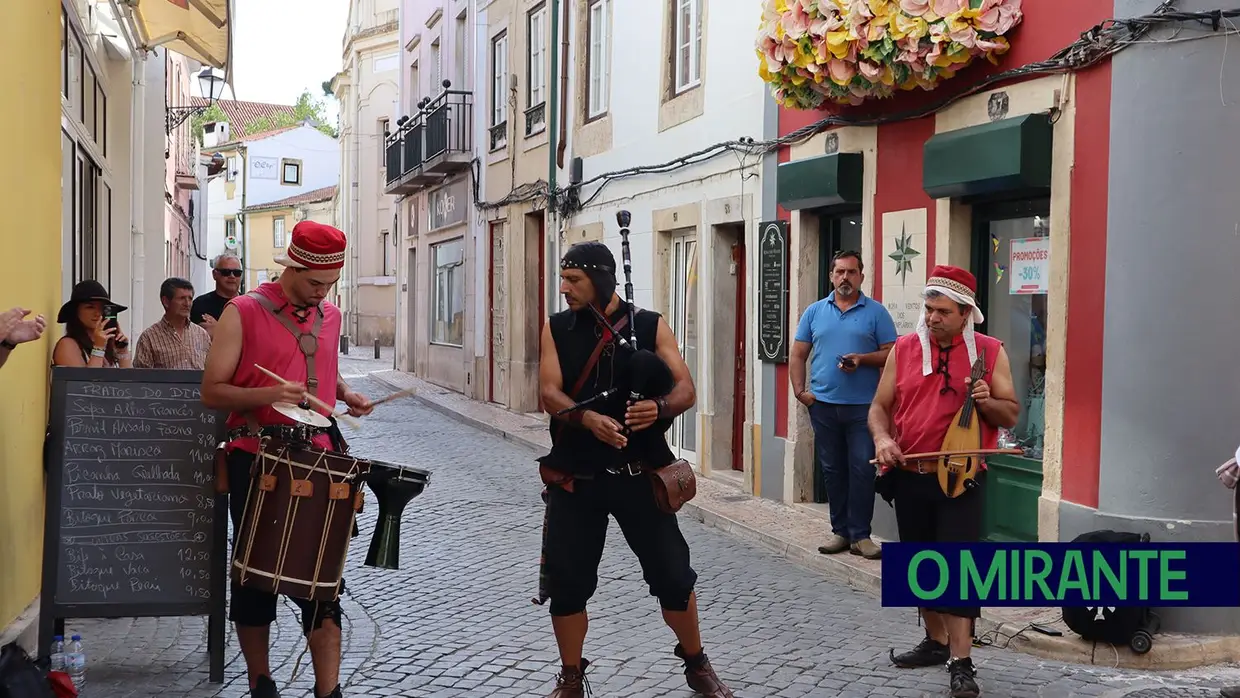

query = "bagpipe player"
534;240;734;698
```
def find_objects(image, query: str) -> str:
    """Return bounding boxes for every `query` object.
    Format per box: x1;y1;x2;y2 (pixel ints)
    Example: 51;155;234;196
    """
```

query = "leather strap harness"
239;291;327;437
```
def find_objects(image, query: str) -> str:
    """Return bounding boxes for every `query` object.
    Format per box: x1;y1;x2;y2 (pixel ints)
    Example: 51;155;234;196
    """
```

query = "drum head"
272;402;332;427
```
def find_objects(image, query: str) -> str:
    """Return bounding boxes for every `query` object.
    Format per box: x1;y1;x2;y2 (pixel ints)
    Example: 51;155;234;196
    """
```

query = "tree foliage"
245;90;339;138
188;89;339;147
189;103;228;144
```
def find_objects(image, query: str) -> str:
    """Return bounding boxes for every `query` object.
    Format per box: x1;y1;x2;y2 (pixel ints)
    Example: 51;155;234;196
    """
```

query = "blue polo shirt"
794;292;898;405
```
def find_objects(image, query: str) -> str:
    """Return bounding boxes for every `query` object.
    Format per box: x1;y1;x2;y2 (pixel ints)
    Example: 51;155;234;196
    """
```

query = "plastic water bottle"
48;635;65;672
65;634;86;688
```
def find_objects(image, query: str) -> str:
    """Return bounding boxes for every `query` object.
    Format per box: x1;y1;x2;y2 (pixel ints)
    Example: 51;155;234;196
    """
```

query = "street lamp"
166;66;228;134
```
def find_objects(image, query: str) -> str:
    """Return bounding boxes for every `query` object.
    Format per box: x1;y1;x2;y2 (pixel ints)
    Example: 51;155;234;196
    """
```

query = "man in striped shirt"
133;277;211;369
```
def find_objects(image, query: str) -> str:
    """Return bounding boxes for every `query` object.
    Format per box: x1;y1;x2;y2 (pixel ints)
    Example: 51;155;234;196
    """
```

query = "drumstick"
369;386;417;407
253;364;360;429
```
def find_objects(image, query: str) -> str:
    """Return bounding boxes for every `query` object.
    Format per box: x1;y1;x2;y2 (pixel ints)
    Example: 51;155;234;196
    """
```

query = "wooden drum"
231;437;371;602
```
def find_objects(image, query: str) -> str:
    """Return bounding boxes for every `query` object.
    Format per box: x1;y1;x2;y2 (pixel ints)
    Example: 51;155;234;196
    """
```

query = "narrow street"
61;355;1240;697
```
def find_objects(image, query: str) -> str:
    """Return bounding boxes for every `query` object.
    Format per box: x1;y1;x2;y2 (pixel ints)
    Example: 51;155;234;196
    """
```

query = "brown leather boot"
674;644;734;698
547;658;591;698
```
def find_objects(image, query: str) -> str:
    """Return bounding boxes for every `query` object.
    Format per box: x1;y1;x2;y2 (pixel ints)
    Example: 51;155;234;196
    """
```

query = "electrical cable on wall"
466;2;1240;221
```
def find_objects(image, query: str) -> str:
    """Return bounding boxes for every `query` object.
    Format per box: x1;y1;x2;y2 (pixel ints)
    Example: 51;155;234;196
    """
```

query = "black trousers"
890;468;986;620
226;448;344;635
543;470;698;616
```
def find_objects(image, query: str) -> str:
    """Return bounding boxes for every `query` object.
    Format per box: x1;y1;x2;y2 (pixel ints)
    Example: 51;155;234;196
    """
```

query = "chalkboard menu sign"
758;220;789;363
39;368;227;683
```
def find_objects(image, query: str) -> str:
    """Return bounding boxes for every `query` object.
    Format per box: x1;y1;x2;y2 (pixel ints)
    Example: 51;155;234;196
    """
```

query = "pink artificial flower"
828;58;857;83
781;2;812;37
977;0;1022;34
900;0;931;16
932;0;965;16
974;37;1008;52
949;26;978;48
858;60;883;81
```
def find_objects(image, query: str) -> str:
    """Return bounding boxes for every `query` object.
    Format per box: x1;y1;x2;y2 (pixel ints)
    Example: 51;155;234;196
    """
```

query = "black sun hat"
57;280;127;324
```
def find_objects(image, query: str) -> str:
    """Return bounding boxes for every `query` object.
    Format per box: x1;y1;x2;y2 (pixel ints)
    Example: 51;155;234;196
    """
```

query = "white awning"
130;0;233;73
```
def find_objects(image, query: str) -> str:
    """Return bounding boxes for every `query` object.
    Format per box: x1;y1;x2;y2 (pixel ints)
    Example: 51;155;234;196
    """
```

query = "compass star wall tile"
888;224;920;286
880;208;929;337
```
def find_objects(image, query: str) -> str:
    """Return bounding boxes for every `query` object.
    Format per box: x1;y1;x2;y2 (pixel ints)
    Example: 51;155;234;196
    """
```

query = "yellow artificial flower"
891;14;928;41
867;0;891;16
826;29;851;59
775;0;789;13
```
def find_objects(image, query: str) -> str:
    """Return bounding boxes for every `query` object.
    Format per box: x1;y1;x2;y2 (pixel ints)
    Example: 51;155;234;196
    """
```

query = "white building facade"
60;0;230;338
202;123;341;289
553;0;768;484
388;0;478;395
334;0;401;347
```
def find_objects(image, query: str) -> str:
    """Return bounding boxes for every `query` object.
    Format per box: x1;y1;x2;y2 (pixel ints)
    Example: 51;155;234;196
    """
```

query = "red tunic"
223;282;342;455
890;330;1003;469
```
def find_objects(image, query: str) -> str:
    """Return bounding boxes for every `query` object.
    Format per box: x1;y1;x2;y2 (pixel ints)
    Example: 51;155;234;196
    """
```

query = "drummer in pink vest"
202;220;374;698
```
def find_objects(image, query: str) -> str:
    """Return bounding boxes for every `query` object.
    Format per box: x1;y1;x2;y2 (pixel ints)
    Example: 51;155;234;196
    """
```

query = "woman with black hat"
52;280;132;368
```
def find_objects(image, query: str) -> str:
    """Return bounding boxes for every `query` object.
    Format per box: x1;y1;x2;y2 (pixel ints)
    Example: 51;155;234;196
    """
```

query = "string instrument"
937;350;988;498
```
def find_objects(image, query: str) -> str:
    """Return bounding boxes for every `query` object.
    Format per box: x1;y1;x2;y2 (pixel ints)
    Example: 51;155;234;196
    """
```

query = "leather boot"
674;644;734;698
314;685;342;698
547;658;591;698
251;675;280;698
1219;687;1240;698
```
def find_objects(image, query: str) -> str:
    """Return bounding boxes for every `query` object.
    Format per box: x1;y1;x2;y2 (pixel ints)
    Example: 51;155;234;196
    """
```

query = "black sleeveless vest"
538;301;678;476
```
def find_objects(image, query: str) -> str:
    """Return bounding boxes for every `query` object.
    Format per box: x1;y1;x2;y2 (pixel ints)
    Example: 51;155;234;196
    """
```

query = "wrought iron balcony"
384;116;437;195
422;88;473;175
489;121;508;152
524;102;546;137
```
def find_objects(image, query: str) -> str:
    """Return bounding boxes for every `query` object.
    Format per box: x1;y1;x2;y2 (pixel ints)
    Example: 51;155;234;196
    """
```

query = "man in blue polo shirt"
789;251;897;560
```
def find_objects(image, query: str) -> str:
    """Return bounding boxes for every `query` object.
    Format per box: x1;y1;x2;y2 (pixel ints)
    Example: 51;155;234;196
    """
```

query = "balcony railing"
489;121;507;152
524;102;546;137
423;89;473;163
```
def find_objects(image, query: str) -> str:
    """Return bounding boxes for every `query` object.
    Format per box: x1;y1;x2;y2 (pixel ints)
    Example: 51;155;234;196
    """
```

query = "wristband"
654;396;669;419
0;340;15;351
91;347;106;358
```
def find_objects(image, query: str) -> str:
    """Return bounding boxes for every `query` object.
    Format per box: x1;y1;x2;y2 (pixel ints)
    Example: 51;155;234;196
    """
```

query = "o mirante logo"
881;543;1240;608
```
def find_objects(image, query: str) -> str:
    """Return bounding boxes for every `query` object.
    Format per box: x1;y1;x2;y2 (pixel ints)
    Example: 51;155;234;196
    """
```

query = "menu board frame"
38;367;227;683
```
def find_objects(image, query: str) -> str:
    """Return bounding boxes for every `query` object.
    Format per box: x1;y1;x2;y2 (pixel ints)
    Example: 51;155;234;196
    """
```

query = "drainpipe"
129;45;146;328
556;0;569;170
545;0;561;317
239;144;248;288
106;1;145;324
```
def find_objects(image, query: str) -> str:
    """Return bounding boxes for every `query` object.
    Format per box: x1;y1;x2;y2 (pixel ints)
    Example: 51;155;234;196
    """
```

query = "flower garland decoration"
756;0;1023;109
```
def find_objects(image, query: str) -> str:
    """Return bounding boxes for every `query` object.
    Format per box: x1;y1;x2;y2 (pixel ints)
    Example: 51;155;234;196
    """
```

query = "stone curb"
364;370;1240;672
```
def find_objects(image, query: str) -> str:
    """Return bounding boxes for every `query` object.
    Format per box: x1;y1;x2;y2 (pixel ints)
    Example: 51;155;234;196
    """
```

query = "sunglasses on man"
215;269;243;277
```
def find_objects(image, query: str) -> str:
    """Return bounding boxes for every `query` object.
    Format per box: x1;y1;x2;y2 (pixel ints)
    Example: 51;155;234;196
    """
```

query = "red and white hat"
916;265;983;376
275;221;347;270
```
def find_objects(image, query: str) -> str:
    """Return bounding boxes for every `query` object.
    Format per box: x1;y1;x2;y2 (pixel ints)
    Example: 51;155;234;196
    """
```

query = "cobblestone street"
61;356;1240;698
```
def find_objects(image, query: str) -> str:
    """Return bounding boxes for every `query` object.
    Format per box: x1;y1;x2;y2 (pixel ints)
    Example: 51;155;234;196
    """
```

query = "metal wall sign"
758;220;788;363
429;177;468;231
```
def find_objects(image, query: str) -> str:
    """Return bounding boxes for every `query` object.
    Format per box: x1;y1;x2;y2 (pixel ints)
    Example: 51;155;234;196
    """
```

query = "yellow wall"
0;0;62;629
244;209;286;289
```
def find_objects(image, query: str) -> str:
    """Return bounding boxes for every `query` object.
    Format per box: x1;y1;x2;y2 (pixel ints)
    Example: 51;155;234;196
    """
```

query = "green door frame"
969;196;1050;542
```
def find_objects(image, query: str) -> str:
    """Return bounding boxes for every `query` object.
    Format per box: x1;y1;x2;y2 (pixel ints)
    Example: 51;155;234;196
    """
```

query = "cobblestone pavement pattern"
63;356;1240;697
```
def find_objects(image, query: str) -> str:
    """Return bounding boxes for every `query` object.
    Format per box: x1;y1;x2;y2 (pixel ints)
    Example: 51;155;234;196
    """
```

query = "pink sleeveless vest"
224;282;342;455
891;330;1003;468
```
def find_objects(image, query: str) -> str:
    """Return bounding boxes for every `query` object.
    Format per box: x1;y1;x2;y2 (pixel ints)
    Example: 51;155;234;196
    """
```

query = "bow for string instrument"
870;349;1023;494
